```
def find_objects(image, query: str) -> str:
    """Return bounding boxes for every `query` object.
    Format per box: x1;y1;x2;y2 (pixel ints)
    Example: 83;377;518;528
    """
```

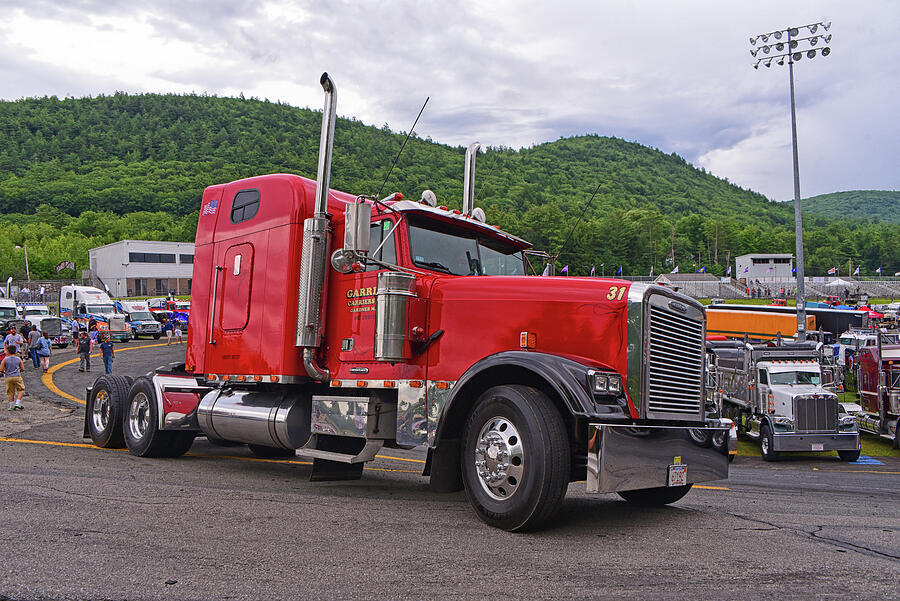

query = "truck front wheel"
86;375;130;448
837;449;860;462
123;377;194;457
461;385;570;532
618;484;693;506
760;424;779;461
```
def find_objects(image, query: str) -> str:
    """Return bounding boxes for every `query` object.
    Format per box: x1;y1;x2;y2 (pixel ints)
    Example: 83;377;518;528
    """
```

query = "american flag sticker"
202;199;219;216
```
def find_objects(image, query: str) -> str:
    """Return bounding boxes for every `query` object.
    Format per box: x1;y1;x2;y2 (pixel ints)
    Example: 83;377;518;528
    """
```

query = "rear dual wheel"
86;375;131;448
123;377;195;457
461;385;570;532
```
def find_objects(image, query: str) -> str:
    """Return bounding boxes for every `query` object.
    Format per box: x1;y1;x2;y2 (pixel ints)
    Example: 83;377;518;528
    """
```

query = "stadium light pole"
751;20;832;342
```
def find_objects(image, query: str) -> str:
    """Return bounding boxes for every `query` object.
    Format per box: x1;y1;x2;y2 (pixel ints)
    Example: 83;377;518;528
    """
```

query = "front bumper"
772;431;860;452
587;423;730;493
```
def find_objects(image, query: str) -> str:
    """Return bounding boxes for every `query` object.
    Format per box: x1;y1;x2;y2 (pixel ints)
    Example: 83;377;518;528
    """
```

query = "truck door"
218;243;254;332
335;218;398;362
758;369;770;413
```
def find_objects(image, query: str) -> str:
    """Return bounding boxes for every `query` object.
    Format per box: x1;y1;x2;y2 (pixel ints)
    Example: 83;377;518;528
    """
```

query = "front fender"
431;351;628;448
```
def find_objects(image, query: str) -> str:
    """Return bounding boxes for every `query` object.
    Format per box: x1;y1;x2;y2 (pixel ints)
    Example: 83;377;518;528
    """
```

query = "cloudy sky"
1;0;898;201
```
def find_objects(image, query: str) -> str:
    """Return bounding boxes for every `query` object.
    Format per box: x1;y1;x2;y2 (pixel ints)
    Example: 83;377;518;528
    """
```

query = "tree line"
0;93;897;279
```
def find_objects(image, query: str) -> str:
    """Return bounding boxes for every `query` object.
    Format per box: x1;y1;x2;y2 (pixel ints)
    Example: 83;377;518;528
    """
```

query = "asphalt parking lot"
1;340;898;600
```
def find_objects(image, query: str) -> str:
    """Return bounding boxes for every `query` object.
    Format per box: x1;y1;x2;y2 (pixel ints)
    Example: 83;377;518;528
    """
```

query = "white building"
88;240;195;297
735;253;794;281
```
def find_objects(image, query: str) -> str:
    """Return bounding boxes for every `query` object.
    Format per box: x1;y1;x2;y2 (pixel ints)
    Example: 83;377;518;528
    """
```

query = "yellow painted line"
0;436;126;450
375;454;426;464
43;341;182;405
812;467;900;475
0;437;418;473
695;485;730;490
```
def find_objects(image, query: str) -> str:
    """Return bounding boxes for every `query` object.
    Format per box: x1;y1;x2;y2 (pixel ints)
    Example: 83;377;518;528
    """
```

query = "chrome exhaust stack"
461;142;480;216
295;72;337;381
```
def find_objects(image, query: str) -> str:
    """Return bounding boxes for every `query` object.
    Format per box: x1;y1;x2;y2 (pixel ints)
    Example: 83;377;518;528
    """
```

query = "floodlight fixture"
748;19;833;343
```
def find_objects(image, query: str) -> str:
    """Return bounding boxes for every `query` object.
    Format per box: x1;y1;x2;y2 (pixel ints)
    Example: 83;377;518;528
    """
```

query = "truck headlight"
773;416;794;427
839;414;856;427
588;370;622;395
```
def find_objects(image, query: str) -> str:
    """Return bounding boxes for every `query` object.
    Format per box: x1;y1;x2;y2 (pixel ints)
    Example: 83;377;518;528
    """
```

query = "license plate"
811;443;824;451
667;464;687;487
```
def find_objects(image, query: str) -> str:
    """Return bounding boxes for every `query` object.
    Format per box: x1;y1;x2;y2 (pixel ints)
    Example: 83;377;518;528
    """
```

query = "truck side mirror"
344;200;371;254
331;200;372;274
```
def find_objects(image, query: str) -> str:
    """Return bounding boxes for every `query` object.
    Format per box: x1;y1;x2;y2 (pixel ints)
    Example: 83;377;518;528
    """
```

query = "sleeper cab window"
230;189;260;224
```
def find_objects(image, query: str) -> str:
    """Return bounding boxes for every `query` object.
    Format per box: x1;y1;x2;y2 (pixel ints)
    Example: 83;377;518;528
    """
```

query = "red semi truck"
83;73;730;530
855;342;900;448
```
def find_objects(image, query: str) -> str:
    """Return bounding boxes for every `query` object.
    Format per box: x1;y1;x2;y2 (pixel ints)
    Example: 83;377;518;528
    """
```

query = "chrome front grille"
646;301;705;420
794;395;837;432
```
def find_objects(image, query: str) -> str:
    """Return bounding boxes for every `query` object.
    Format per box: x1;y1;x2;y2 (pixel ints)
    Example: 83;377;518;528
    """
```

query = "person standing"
4;326;24;355
36;331;52;373
99;334;114;374
163;319;174;345
1;345;25;411
77;332;92;372
27;325;41;368
174;322;183;344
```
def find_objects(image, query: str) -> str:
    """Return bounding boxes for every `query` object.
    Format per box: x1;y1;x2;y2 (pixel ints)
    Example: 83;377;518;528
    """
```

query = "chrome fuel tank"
197;389;311;449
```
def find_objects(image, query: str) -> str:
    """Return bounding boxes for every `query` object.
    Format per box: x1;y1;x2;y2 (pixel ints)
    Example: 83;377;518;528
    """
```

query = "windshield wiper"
418;261;453;274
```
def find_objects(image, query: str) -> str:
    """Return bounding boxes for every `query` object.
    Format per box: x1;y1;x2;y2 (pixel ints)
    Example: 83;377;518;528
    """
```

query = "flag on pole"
590;264;595;277
792;267;797;274
616;266;622;276
541;263;551;276
726;265;732;276
670;266;679;274
697;266;705;273
649;266;654;277
827;267;837;275
561;265;569;275
853;266;860;276
876;267;882;274
743;266;750;273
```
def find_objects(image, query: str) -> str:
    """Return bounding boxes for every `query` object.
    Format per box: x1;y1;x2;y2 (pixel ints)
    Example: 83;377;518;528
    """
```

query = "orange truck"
706;306;815;341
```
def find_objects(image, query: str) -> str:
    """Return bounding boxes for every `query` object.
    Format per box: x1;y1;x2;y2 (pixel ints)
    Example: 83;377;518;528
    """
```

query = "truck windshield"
770;370;821;385
25;308;50;316
86;304;116;314
890;369;900;389
408;220;525;276
129;312;155;320
0;308;16;319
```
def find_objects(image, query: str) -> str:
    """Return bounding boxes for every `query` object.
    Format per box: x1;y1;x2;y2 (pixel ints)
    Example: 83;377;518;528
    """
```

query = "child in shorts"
1;344;25;411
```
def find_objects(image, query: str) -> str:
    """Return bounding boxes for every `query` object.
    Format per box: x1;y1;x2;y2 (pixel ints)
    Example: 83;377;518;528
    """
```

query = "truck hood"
770;384;837;402
427;275;632;375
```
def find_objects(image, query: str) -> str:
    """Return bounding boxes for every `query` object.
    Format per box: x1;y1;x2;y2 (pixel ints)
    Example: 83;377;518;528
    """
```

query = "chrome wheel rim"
474;416;524;501
761;431;769;455
91;389;110;433
128;392;151;441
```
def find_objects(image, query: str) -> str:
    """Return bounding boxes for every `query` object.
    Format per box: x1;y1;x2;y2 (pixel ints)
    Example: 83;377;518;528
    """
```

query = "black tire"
152;334;161;340
760;423;779;462
164;432;196;458
618;484;693;506
86;375;130;448
837;449;860;462
248;444;296;458
894;423;900;451
460;385;570;532
123;377;185;457
688;428;712;448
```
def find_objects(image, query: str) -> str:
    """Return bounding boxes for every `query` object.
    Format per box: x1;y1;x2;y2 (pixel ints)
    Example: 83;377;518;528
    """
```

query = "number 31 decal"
606;286;627;301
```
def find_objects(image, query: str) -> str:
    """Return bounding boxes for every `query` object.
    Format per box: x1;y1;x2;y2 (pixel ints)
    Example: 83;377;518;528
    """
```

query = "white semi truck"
59;285;131;342
708;340;860;461
19;302;73;348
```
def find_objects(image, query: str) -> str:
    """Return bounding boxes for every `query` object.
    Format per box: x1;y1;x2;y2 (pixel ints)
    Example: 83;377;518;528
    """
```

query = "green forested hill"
0;93;897;279
803;190;900;224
